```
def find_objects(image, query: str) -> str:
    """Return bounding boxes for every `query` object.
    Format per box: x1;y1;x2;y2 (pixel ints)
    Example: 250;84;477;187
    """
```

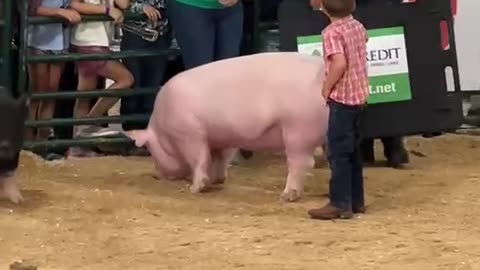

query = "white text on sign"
369;82;397;94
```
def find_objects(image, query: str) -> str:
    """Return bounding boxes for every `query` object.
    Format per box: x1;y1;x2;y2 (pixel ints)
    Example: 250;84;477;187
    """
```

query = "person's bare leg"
88;60;134;117
67;72;99;158
73;73;98;136
37;63;64;140
27;63;48;141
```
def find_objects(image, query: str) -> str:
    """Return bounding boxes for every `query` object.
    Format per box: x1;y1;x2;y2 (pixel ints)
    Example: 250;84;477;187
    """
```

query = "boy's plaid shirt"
322;15;369;106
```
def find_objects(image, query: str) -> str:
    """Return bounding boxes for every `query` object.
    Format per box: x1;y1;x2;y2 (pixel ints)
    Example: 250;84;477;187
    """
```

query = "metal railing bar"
1;0;13;91
26;49;180;63
30;87;158;100
27;13;146;25
17;0;29;96
25;114;149;128
23;137;132;150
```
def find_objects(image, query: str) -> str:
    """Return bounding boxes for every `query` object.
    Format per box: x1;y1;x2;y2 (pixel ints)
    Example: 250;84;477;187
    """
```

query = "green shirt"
176;0;224;9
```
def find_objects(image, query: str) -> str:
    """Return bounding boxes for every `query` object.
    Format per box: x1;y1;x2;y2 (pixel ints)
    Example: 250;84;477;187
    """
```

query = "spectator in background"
354;0;409;168
120;0;171;155
27;0;81;160
166;0;243;69
68;0;134;158
167;0;243;162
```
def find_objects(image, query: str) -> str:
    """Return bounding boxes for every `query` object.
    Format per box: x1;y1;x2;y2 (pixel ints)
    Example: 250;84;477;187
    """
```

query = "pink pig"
127;52;329;202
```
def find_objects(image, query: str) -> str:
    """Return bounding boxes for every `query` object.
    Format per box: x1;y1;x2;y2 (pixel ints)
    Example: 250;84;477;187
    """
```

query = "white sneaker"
66;147;98;158
77;125;121;138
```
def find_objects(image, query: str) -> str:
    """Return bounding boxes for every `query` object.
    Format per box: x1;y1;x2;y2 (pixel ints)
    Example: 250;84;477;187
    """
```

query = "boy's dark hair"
322;0;355;18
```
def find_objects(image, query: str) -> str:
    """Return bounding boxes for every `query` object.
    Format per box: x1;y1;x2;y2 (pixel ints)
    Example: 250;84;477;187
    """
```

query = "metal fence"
2;0;278;153
0;0;13;93
14;0;180;152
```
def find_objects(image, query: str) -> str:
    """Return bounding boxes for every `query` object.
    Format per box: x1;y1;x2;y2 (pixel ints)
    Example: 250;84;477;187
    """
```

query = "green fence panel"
16;0;182;152
23;137;131;150
31;87;158;100
0;0;13;93
17;0;267;153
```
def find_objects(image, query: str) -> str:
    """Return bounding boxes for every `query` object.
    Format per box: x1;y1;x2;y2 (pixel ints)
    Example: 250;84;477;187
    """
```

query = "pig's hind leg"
174;137;212;193
210;148;237;184
280;126;317;202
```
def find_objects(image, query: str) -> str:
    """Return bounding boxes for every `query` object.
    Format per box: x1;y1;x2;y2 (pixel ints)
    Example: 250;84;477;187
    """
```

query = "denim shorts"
29;47;67;56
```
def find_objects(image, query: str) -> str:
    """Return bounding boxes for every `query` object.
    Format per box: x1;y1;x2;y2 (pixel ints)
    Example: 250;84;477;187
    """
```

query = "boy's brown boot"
308;203;353;220
353;205;366;214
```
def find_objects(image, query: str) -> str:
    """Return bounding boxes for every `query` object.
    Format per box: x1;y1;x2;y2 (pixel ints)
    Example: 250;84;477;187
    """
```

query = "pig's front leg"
281;151;314;202
280;126;318;202
209;148;237;184
176;138;211;193
0;172;24;204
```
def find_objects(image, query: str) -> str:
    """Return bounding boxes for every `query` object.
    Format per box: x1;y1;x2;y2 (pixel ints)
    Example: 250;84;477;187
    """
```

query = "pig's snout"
0;140;16;160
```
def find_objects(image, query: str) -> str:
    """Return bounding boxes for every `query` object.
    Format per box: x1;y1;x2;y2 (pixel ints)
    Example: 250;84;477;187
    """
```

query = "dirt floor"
1;134;480;270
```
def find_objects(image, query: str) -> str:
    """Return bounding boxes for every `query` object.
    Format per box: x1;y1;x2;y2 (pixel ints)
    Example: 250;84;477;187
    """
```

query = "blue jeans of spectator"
167;0;244;69
120;32;172;131
327;99;365;210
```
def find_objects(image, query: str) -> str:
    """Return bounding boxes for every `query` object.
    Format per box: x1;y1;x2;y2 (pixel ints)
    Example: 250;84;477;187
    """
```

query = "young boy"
308;0;369;220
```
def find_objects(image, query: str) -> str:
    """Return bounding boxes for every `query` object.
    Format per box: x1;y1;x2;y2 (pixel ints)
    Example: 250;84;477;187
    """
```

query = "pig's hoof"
280;189;301;202
151;172;160;180
211;177;226;185
7;192;24;205
189;179;208;193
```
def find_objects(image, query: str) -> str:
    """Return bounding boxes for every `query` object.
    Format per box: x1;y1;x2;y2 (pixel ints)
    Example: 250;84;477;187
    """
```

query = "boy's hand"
143;4;161;22
322;54;347;100
58;9;82;23
109;7;124;24
322;85;331;100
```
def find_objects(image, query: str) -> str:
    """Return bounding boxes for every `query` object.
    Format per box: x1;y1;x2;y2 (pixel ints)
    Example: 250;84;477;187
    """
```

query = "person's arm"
71;0;124;23
365;26;369;43
30;0;81;23
35;6;62;16
322;31;347;98
70;0;108;15
323;54;347;96
114;0;130;10
127;0;161;22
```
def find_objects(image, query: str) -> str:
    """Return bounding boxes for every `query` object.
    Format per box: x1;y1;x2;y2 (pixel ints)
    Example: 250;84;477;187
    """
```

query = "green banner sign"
297;26;412;104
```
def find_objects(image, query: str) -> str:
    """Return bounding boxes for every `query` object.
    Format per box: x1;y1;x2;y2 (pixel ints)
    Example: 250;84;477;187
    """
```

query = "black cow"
0;89;28;204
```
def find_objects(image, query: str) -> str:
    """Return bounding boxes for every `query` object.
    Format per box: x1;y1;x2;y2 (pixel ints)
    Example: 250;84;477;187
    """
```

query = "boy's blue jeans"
327;99;365;210
167;0;244;69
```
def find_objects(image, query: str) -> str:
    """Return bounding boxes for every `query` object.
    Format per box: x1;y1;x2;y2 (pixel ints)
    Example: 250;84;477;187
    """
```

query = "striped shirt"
322;15;369;106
